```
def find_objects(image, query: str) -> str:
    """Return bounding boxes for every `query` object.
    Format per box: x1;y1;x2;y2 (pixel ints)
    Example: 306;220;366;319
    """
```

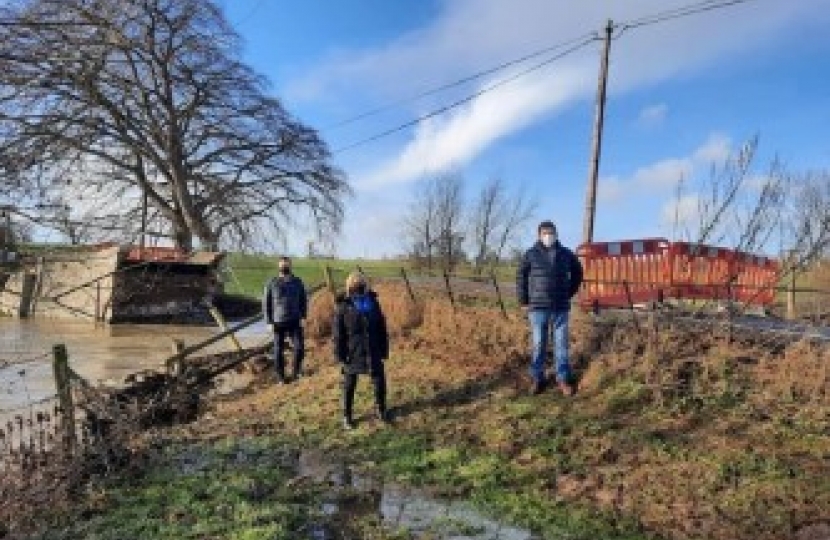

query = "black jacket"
262;274;307;325
517;241;584;311
333;291;389;375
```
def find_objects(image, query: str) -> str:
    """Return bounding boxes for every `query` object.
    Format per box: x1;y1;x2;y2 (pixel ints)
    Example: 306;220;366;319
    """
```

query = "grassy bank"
222;253;520;300
25;283;830;539
223;253;412;299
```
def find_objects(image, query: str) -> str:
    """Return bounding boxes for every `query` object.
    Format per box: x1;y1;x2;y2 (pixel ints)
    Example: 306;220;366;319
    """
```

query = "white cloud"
598;132;732;202
291;0;824;188
661;193;700;229
693;132;732;164
637;103;668;128
359;65;590;188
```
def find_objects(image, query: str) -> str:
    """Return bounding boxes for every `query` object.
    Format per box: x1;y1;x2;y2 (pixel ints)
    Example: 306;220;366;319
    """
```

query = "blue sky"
218;0;830;258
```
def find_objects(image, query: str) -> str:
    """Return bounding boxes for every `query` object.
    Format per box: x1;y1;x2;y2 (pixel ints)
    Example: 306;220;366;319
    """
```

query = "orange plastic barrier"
577;239;780;309
577;238;671;308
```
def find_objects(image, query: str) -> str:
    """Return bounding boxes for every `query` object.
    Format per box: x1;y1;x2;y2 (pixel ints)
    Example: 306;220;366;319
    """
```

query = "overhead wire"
327;0;767;156
332;36;599;155
326;31;600;130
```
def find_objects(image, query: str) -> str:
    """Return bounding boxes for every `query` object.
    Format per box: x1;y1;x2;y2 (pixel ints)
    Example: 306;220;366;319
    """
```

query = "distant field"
222;253;412;298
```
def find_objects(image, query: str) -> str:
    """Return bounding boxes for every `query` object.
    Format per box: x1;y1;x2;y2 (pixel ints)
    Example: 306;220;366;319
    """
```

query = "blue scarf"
352;294;374;315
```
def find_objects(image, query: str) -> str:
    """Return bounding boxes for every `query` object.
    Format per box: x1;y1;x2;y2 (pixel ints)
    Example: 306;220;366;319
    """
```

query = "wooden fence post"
400;268;416;303
207;303;243;351
95;280;101;322
167;339;185;377
442;269;456;311
52;344;76;452
323;265;336;296
622;281;641;336
786;271;797;321
490;270;507;319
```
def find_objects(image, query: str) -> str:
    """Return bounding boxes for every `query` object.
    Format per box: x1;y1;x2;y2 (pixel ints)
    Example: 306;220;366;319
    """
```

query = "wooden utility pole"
582;19;614;244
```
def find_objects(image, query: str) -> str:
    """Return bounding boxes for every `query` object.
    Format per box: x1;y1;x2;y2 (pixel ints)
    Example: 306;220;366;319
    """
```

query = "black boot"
376;408;392;424
343;374;357;430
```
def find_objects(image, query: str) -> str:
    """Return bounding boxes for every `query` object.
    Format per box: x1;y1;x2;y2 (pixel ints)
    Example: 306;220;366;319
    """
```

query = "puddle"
296;449;540;540
153;441;540;539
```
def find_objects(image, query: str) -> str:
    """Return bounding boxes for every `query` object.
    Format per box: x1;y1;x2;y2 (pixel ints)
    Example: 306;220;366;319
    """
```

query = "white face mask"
540;233;556;247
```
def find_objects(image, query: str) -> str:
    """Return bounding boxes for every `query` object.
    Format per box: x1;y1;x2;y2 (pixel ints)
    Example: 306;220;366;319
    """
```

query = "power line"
326;31;599;130
620;0;763;31
328;0;765;156
332;37;598;155
233;0;268;28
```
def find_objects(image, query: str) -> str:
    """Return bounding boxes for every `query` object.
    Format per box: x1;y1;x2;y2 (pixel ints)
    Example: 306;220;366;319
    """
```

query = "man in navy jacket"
517;221;583;396
263;256;308;383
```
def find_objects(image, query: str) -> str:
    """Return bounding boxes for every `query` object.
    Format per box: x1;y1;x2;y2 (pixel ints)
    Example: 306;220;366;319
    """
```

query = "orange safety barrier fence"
577;238;780;309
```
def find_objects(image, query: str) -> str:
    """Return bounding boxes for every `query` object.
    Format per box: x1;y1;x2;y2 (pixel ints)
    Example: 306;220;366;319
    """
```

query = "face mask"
540;234;556;247
279;266;290;275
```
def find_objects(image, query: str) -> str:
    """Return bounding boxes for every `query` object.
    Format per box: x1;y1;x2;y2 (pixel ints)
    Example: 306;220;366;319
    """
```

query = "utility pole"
582;19;614;245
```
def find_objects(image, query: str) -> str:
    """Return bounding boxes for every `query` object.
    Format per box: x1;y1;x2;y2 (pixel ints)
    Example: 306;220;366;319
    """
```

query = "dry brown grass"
260;282;830;540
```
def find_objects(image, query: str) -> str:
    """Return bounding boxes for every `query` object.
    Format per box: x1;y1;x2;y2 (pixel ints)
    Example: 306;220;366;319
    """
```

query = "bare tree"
433;174;465;271
468;176;537;273
782;170;830;273
402;178;439;270
0;0;349;251
492;184;537;266
469;177;505;273
668;136;830;299
402;174;466;271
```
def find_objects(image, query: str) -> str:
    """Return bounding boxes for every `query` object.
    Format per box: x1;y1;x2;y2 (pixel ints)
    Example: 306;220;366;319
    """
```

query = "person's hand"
520;305;530;313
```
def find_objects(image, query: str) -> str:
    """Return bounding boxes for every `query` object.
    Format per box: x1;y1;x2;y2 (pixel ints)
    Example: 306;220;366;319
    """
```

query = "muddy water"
0;318;273;414
297;450;540;540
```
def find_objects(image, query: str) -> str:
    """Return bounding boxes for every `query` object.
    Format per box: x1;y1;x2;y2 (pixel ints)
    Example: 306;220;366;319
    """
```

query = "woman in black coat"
333;271;391;430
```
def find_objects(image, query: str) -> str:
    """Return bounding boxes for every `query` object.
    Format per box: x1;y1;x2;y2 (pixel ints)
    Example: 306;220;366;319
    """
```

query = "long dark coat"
333;291;389;375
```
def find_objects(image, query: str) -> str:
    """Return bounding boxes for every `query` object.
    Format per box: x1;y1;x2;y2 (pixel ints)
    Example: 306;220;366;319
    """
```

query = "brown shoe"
558;381;575;397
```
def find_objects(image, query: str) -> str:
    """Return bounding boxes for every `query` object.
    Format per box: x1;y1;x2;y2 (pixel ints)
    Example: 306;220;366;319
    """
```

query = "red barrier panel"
730;251;779;305
577;239;780;308
668;242;733;302
124;246;190;263
577;238;671;308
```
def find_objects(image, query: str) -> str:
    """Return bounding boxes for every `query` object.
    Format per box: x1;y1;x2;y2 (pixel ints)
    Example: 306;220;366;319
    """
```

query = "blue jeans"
528;309;572;384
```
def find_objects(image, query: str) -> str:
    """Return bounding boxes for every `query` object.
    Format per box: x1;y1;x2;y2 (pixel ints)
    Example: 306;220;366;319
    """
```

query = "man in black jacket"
262;256;307;383
517;221;583;396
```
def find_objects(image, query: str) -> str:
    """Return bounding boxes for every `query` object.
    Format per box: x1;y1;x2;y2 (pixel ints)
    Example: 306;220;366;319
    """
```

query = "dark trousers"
342;362;387;420
273;320;304;380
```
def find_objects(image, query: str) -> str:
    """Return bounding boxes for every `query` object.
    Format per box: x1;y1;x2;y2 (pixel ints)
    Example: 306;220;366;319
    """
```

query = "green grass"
222;253;412;298
32;438;414;540
222;253;519;299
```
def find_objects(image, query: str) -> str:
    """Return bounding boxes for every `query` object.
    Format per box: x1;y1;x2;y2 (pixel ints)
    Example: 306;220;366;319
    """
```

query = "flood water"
0;318;272;414
296;450;540;540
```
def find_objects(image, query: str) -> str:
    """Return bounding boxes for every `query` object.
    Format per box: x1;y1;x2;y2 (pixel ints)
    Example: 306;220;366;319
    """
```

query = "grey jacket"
262;274;307;324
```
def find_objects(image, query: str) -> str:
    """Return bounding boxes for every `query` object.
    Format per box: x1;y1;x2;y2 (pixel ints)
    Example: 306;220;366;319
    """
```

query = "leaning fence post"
207;303;243;351
622;281;641;336
95;281;102;323
167;339;186;377
323;265;336;296
51;344;76;452
400;267;417;303
442;269;456;311
786;270;797;321
490;270;507;319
